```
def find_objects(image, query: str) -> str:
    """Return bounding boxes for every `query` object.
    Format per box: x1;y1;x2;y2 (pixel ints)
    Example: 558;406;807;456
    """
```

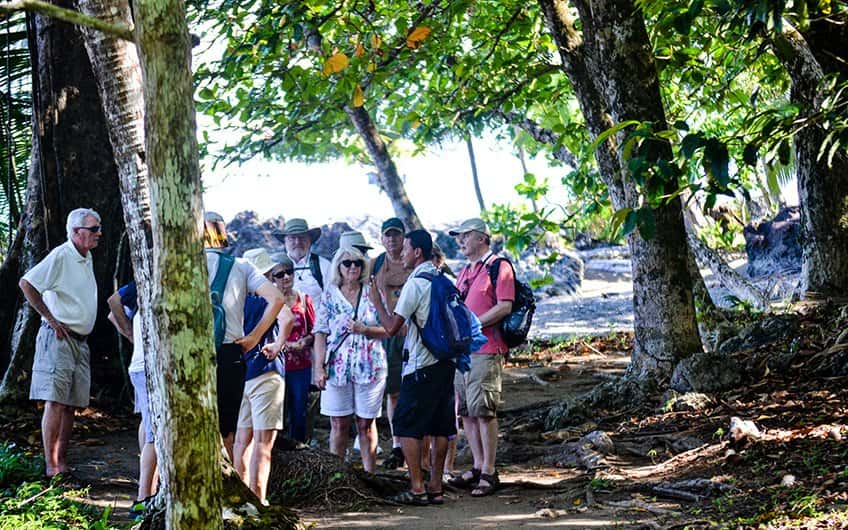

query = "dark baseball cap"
381;217;405;235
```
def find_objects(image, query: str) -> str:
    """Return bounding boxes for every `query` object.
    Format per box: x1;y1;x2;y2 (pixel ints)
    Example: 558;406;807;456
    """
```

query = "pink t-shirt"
457;253;515;354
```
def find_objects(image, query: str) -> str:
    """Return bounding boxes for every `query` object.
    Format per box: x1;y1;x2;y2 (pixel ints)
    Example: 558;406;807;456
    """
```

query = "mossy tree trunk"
133;0;223;527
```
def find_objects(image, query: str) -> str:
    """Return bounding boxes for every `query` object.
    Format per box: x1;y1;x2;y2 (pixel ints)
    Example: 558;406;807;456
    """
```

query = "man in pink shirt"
448;218;514;497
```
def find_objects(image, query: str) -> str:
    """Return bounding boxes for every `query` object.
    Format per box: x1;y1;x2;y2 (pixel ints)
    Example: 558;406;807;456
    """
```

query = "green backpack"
210;253;235;349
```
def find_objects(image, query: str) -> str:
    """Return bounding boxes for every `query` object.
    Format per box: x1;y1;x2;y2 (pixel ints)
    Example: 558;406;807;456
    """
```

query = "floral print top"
314;282;386;385
284;293;315;372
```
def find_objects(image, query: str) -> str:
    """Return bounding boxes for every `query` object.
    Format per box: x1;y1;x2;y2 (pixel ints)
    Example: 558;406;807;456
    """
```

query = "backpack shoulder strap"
309;253;323;288
373;252;386;275
211;254;235;299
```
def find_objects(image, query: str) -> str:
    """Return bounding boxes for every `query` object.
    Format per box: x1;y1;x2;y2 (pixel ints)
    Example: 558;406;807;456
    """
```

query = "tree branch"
0;0;134;41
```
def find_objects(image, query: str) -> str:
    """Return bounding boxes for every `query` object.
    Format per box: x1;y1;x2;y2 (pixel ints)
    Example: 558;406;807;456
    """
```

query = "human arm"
106;291;133;342
261;304;294;359
236;281;284;353
476;300;513;328
367;276;405;337
19;278;69;340
312;332;328;389
478;260;515;327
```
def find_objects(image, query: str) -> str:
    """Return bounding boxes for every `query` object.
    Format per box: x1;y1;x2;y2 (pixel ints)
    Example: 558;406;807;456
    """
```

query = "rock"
510;248;584;297
669;351;744;393
743;206;801;277
670;436;705;454
729;417;762;445
579;431;614;455
829;426;843;441
780;474;796;487
225;211;287;257
664;392;715;412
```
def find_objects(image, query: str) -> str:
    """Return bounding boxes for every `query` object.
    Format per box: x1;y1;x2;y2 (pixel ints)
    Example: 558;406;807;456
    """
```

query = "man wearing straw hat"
273;218;331;303
19;207;102;478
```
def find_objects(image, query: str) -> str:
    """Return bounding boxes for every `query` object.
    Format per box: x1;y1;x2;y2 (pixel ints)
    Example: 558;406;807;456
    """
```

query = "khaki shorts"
237;371;285;431
455;354;503;418
30;324;91;408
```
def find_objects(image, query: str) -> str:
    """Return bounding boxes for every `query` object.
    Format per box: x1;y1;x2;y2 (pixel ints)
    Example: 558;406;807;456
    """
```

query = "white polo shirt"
22;240;97;336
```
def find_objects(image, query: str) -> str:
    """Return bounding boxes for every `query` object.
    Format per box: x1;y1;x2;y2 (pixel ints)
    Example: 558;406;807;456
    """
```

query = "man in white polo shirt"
19;208;101;478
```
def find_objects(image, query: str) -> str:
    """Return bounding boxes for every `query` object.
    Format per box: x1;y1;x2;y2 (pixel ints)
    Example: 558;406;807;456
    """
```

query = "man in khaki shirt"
19;208;101;477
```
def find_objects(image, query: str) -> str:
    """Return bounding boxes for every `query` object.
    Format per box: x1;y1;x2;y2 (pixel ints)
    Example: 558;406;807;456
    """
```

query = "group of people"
18;207;517;509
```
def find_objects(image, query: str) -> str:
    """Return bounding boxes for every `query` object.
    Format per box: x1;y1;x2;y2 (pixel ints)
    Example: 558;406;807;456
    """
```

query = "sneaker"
383;446;405;470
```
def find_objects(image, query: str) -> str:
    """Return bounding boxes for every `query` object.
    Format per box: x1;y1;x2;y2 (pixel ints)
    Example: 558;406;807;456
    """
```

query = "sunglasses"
272;269;294;278
341;259;364;268
77;225;102;233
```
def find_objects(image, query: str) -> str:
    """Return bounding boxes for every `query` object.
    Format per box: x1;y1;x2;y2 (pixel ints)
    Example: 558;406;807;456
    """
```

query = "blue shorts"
392;361;457;440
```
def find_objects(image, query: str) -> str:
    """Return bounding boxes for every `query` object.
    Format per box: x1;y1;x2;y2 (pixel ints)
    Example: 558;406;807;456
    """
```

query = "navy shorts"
392;361;457;440
216;343;246;437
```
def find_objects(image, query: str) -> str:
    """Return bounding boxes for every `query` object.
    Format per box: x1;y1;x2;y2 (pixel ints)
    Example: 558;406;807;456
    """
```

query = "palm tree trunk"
466;135;486;214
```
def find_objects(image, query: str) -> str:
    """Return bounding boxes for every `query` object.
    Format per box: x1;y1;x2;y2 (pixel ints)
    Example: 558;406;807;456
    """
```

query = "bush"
0;442;43;490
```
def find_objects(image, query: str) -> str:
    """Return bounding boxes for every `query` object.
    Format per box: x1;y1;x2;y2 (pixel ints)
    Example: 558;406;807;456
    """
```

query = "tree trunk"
770;23;848;298
465;135;486;214
133;0;226;526
0;7;126;406
345;104;422;230
539;0;701;384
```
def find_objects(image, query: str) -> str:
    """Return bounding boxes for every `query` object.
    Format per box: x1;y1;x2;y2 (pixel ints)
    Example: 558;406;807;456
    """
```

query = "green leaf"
622;209;638;236
680;133;705;159
673;120;689;131
743;143;759;167
636;207;656;240
704;138;730;186
588;120;642;153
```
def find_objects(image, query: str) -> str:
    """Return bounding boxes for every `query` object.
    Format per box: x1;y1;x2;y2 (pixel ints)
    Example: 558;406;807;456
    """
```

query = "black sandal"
389;490;429;506
426;486;444;505
447;468;480;489
470;471;499;497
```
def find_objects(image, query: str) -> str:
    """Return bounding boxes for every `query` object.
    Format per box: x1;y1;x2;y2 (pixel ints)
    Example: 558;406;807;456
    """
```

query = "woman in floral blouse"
313;246;387;473
269;253;316;443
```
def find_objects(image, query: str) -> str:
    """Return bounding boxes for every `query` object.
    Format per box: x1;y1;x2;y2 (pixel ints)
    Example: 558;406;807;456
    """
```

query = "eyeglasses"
273;269;294;278
77;225;102;233
341;259;364;268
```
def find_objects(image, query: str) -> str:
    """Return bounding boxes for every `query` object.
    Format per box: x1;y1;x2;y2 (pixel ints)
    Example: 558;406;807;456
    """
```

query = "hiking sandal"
470;472;499;497
426;486;445;505
446;467;480;489
389;490;429;506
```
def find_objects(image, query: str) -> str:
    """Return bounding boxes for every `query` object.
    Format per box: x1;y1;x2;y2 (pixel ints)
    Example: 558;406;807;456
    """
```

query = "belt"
41;321;88;342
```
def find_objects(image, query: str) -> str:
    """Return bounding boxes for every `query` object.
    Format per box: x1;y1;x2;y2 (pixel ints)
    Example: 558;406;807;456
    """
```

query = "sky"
201;137;572;227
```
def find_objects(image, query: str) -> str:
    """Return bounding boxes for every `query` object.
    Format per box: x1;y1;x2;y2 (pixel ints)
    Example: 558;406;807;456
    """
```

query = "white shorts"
237;371;285;431
320;378;386;419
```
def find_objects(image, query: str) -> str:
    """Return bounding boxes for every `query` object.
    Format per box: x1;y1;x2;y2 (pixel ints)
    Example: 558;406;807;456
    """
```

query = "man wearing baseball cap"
371;217;410;468
447;217;514;497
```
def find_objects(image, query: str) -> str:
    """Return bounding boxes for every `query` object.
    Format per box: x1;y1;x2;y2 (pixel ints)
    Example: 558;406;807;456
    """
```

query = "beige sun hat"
338;230;373;253
243;248;275;275
448;217;491;237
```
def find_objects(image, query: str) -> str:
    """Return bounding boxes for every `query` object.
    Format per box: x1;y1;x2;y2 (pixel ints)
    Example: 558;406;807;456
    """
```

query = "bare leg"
56;406;75;472
386;392;400;447
137;442;158;501
472;416;499;495
249;429;277;503
222;432;236;462
233;428;254;485
428;436;449;494
399;437;425;494
420;436;431;473
460;415;483;480
329;416;351;458
356;417;379;473
42;401;66;476
445;436;457;475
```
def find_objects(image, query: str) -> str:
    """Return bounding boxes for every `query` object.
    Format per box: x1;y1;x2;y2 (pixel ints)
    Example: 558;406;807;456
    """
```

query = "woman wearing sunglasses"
268;253;316;443
313;246;387;473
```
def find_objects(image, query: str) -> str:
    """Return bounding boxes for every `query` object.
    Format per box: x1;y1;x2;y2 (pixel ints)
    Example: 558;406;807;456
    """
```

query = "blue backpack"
210;253;235;350
411;270;473;360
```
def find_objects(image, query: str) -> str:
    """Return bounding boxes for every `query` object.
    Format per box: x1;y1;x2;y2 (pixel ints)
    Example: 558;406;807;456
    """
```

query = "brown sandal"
446;468;480;489
471;471;499;497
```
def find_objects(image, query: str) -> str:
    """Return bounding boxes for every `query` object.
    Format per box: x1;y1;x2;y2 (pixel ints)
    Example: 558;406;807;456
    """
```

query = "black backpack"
487;257;535;348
